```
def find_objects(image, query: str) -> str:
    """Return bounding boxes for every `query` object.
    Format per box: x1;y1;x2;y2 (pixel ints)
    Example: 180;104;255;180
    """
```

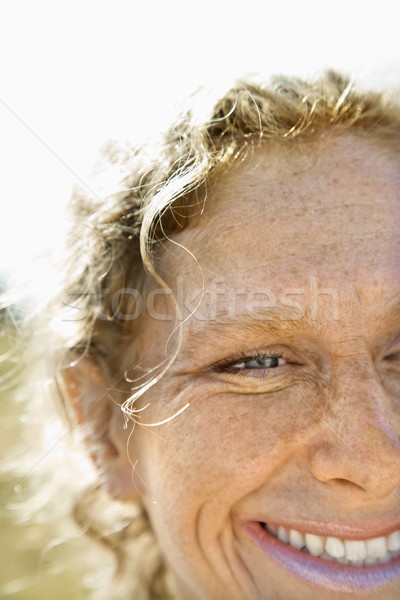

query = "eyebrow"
185;305;312;347
181;293;400;356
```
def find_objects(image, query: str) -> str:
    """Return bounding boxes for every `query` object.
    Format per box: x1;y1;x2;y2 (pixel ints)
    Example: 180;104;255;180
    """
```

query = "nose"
307;363;400;499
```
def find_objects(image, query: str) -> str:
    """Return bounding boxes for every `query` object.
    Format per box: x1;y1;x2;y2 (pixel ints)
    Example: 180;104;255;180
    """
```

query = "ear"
59;355;142;501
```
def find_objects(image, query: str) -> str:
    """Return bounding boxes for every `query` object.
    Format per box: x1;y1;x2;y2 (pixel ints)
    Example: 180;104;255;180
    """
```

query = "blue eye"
212;350;290;379
235;354;285;370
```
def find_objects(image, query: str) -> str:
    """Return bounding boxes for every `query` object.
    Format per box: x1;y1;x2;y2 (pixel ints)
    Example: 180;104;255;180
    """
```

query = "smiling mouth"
244;520;400;593
261;522;400;567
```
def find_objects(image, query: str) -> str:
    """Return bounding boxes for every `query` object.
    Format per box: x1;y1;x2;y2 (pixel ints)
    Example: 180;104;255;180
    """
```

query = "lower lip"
245;521;400;594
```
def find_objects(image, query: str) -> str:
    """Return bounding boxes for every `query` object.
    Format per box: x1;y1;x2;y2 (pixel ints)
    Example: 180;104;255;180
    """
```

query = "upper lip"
248;516;400;540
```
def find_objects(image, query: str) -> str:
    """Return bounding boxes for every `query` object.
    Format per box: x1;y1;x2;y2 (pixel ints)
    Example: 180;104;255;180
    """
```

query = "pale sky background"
0;0;399;275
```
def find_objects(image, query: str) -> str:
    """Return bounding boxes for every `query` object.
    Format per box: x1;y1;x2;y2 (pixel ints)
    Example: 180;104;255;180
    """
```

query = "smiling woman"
7;71;400;599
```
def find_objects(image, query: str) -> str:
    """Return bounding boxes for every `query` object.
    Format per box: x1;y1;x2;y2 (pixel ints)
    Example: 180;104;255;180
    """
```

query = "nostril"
328;476;396;498
331;478;366;491
308;430;400;498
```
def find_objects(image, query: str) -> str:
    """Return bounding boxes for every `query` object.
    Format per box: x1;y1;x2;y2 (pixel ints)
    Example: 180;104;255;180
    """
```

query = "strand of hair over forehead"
120;131;212;421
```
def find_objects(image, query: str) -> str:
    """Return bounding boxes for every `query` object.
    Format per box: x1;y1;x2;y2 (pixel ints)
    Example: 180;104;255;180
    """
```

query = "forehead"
163;134;400;279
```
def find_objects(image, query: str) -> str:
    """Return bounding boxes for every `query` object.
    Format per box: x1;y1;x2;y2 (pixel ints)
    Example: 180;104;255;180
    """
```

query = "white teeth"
351;560;365;567
365;556;379;566
277;526;289;544
388;531;400;551
344;540;367;561
379;555;392;564
305;533;325;557
366;536;388;559
289;529;305;549
264;524;400;567
325;536;345;558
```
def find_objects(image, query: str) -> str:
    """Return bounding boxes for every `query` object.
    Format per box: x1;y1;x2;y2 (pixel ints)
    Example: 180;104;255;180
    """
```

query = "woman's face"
125;134;400;599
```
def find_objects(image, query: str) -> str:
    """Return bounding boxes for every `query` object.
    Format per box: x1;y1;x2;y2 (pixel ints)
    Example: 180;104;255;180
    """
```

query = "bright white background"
0;0;399;274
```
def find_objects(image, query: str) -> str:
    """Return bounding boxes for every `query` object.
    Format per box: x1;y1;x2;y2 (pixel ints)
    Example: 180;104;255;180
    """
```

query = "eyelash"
208;339;400;382
213;349;287;378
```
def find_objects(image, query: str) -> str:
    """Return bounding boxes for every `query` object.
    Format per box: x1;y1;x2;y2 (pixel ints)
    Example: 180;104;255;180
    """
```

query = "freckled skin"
116;134;400;599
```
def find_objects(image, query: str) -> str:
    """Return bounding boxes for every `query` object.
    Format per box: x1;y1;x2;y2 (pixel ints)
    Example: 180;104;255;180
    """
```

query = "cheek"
136;383;321;506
